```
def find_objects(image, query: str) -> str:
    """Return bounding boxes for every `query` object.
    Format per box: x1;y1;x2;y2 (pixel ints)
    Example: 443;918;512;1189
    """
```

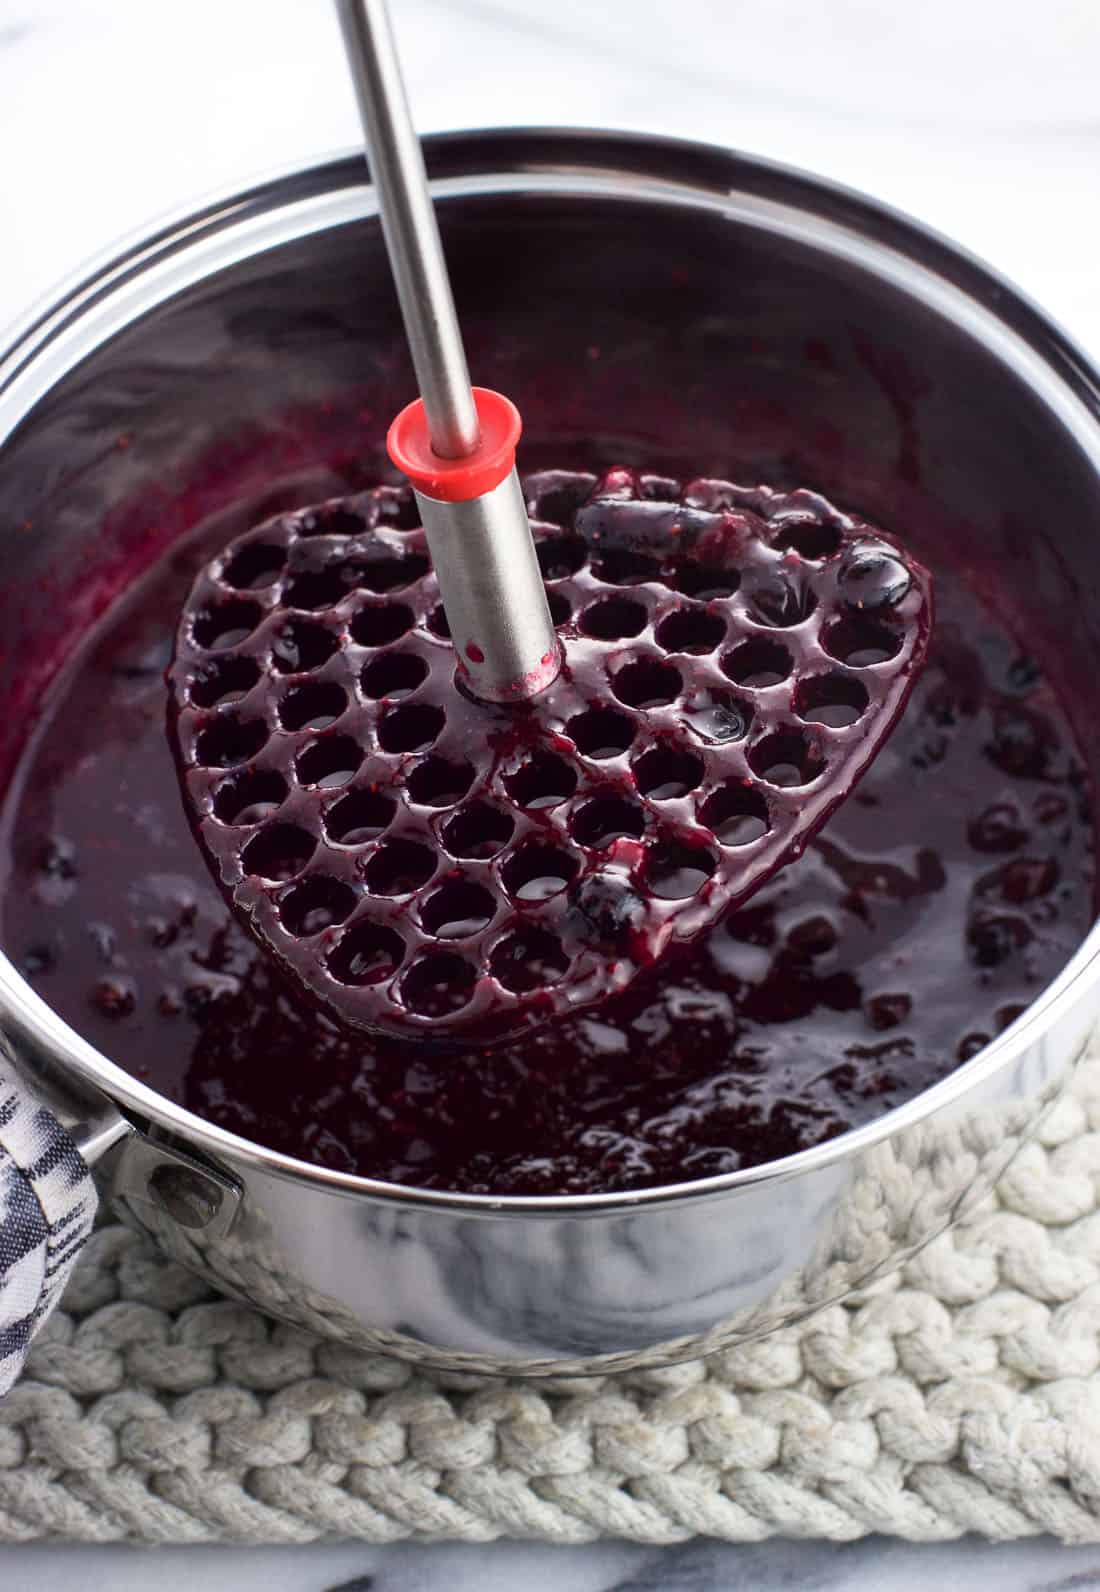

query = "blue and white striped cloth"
0;1059;97;1396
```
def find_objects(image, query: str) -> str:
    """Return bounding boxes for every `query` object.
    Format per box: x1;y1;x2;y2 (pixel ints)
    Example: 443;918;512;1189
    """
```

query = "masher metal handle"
335;0;562;702
335;0;477;459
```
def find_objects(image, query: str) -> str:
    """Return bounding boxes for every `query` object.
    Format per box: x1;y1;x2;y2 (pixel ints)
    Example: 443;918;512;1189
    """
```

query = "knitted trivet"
7;1043;1100;1546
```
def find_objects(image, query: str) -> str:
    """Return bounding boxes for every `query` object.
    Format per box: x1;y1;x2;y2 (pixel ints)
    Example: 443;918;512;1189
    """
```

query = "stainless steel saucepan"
1;130;1098;1375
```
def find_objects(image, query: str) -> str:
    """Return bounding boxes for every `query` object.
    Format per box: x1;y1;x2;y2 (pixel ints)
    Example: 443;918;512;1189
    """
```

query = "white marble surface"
3;0;1099;361
2;0;1100;1585
5;1535;1100;1591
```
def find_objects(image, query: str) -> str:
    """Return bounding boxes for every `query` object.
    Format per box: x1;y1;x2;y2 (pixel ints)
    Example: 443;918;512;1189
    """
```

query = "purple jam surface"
0;467;1093;1195
167;471;932;1048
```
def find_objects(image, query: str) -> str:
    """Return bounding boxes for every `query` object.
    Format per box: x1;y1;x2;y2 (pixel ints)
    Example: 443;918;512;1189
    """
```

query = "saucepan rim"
1;126;1098;1215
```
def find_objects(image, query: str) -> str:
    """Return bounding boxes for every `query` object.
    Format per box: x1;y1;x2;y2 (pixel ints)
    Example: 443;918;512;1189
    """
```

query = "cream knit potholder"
4;1046;1100;1546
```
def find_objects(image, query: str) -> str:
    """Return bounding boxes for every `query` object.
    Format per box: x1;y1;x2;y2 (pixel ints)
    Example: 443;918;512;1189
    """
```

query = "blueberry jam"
0;466;1092;1194
168;470;932;1046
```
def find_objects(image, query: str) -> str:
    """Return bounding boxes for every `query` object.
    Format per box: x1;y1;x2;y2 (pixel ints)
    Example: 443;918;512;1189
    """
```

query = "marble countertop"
8;1534;1100;1591
3;0;1099;362
2;0;1099;1585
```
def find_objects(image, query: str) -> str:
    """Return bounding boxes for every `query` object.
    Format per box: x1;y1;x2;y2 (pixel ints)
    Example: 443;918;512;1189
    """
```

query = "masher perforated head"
167;469;933;1045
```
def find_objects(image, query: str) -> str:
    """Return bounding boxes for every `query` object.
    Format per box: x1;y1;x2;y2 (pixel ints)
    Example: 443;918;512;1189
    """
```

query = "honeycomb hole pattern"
771;519;843;561
212;769;288;826
169;470;932;1042
278;682;348;732
647;838;718;899
192;599;263;651
700;782;771;846
407;757;475;808
796;672;870;728
270;619;339;674
378;703;445;755
194;715;269;769
327;921;406;986
325;788;396;846
366;838;437;897
420;879;497;940
283;570;348;613
580;596;648;640
749;729;826;789
547;591;573;627
673;562;738;601
502;844;580;903
221;542;287;591
295;737;363;790
401;950;477;1017
633;745;705;801
572;794;647;848
504;753;577;812
536;535;587;580
592;547;663;586
278;875;357;938
350;604;415;648
490;925;571;993
655;607;727;656
612;659;682;710
823;616;903;667
355;551;430;593
569;708;636;761
241;824;317;882
190;655;261;708
442;803;515;860
723;638;793;689
361;651;429;701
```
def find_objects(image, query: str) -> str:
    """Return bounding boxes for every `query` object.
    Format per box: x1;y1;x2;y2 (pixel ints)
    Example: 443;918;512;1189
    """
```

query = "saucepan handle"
0;1050;127;1396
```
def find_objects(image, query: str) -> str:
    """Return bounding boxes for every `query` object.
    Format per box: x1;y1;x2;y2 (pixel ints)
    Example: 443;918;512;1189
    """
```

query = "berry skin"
39;837;78;879
570;871;648;952
90;976;136;1018
967;910;1032;969
968;802;1028;854
837;541;913;611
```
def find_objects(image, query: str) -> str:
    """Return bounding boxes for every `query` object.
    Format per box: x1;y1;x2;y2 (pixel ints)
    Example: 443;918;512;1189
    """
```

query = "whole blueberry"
747;570;813;628
987;705;1050;779
570;872;647;951
967;910;1032;969
837;541;912;611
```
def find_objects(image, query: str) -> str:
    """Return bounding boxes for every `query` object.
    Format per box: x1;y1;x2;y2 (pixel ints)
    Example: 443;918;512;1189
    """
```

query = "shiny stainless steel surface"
334;0;479;458
334;2;560;701
414;466;562;702
0;131;1098;1373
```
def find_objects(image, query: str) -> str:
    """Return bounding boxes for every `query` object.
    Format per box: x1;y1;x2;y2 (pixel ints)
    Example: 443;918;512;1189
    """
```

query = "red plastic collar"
387;387;521;503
